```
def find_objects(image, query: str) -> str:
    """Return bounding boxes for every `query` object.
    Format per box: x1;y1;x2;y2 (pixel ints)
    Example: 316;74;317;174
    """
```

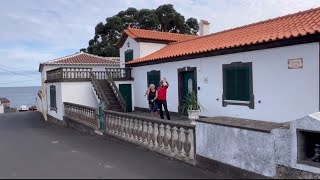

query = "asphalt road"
0;112;261;179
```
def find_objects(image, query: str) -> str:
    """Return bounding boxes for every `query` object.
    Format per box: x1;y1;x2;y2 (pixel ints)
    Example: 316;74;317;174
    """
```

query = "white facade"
40;64;118;121
119;37;166;68
131;43;320;123
0;102;4;114
46;81;99;121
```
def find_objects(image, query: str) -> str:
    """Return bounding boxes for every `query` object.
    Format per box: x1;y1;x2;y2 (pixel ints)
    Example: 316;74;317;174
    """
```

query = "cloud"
0;0;319;87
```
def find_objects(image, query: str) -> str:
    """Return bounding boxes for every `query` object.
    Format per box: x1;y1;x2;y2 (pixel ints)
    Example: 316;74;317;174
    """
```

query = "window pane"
225;68;237;100
236;68;250;101
147;71;160;89
125;50;134;62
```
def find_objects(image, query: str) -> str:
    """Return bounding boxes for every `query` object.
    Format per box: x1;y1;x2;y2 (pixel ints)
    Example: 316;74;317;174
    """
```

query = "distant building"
0;97;10;109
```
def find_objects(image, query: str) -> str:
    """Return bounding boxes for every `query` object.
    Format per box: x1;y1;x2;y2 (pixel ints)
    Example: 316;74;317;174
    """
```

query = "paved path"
0;112;261;179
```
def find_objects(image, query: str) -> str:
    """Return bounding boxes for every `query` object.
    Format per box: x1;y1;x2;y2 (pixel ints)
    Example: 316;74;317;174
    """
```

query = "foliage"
81;4;199;57
181;92;206;114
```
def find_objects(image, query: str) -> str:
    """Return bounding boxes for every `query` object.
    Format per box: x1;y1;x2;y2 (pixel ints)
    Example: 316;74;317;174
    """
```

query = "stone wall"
196;117;291;177
64;117;95;136
47;114;67;127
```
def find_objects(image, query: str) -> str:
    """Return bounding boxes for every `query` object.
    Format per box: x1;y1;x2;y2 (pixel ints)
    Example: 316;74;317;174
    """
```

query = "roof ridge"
83;52;120;62
128;27;198;38
43;52;82;64
42;52;120;65
169;6;320;46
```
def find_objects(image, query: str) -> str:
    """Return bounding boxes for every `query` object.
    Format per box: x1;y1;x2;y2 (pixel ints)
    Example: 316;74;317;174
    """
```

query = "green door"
119;84;132;112
181;71;196;114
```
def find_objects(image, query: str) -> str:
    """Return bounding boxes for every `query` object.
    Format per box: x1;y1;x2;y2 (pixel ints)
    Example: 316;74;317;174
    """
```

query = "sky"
0;0;319;87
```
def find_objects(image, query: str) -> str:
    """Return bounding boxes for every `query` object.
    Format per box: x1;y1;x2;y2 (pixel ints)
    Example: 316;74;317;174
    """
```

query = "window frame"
222;62;254;109
147;70;161;89
125;49;134;62
50;85;57;112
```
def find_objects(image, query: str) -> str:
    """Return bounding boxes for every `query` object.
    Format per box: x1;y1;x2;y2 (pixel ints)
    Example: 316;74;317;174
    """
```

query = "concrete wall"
196;121;291;177
132;43;319;123
289;113;320;174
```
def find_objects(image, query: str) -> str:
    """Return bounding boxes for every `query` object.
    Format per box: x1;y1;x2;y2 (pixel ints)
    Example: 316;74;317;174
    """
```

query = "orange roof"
127;7;320;65
115;27;198;47
42;52;119;65
39;52;119;72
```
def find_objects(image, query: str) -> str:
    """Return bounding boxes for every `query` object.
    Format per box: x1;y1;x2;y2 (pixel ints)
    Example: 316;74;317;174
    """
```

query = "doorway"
178;67;197;115
119;84;133;112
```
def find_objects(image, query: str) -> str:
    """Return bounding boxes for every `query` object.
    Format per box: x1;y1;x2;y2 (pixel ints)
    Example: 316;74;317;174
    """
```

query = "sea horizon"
0;86;41;108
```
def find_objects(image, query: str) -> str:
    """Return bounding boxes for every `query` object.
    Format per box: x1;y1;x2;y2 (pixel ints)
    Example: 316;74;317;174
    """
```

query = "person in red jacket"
157;79;171;120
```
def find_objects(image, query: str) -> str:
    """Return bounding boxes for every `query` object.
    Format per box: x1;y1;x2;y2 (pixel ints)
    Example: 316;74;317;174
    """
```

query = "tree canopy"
81;4;199;57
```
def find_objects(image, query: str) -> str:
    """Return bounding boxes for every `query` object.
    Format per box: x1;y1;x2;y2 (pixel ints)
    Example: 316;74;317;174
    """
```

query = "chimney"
199;20;210;36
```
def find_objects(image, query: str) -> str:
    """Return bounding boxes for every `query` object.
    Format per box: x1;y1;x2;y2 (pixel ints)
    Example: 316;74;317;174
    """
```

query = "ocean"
0;86;40;108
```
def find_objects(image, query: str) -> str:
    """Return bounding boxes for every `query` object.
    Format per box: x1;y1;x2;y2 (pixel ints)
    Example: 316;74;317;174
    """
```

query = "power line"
0;67;40;79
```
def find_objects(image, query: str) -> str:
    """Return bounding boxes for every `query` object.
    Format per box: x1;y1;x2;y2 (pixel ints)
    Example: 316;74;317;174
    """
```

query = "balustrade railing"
47;68;63;80
64;102;98;129
106;68;133;80
46;67;132;82
104;110;196;163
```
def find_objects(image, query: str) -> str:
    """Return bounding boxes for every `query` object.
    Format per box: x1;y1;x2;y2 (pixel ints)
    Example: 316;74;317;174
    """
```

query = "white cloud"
0;0;319;87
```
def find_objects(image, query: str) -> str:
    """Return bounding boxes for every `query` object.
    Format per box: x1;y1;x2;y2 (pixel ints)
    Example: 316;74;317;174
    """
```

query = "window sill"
222;99;254;109
224;100;250;105
50;107;57;112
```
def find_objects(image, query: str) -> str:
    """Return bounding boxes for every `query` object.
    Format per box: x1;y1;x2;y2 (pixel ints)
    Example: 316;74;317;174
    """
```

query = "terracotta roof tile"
127;7;320;65
115;27;198;47
42;52;120;65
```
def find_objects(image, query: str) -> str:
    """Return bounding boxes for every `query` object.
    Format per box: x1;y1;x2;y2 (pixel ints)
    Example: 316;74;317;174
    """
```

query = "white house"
114;8;320;177
37;52;122;125
116;9;320;124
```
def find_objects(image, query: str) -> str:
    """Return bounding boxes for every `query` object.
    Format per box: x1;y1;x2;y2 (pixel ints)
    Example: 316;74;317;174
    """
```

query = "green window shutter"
50;85;57;109
125;50;134;62
236;67;250;101
225;68;237;100
147;71;161;89
224;66;250;101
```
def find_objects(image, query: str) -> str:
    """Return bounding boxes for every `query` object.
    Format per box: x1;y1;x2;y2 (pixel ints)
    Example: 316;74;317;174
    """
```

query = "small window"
125;49;134;62
147;70;161;89
222;62;254;109
50;85;57;111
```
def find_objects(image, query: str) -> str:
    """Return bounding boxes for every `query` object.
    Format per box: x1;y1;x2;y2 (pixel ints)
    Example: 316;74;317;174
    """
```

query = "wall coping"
196;116;290;133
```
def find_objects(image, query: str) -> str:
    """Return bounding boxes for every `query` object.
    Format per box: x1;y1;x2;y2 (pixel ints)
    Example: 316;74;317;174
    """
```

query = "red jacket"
157;85;168;101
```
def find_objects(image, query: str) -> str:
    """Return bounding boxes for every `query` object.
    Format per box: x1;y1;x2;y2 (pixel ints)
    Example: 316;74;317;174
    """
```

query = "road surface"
0;112;263;179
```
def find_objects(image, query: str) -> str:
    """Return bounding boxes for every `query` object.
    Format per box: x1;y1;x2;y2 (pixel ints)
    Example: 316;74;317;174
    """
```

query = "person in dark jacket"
146;84;158;117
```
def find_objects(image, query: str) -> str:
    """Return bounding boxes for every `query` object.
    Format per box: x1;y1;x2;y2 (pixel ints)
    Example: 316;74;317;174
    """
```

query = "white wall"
132;43;319;123
46;81;99;121
0;103;4;114
46;82;63;120
119;37;167;68
41;64;118;121
36;94;43;113
120;37;140;68
61;82;98;108
140;42;167;58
